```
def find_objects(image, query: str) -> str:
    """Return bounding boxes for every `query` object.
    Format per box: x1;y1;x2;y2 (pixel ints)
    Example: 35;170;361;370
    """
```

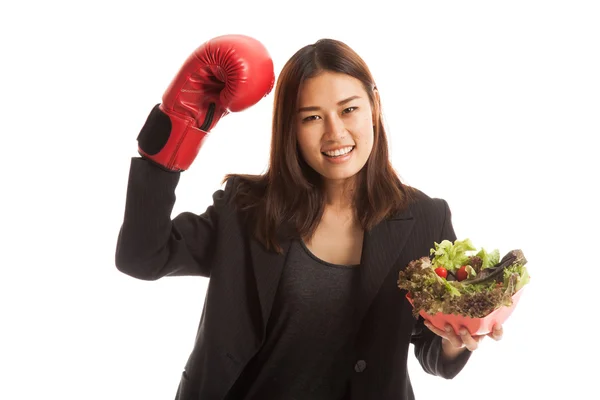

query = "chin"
317;165;364;182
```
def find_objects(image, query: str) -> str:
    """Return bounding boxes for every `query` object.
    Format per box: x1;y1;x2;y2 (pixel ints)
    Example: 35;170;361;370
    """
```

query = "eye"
342;106;358;114
302;115;321;123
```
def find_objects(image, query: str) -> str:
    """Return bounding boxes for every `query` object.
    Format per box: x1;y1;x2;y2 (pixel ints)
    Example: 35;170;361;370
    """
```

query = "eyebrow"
297;95;361;113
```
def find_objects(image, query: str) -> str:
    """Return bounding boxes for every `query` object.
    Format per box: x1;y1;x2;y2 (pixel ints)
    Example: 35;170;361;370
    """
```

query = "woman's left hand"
424;320;503;352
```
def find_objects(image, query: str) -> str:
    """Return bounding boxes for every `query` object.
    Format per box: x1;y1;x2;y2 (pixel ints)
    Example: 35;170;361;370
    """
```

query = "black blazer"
115;157;472;400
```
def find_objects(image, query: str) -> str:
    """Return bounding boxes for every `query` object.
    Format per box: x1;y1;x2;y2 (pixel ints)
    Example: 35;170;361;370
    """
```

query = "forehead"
298;71;366;105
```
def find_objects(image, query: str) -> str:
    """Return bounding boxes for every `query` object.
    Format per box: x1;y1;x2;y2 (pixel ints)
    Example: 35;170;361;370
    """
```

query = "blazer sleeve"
114;157;236;280
410;198;473;379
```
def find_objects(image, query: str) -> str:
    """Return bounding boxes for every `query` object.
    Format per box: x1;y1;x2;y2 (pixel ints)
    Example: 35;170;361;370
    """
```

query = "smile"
322;146;355;158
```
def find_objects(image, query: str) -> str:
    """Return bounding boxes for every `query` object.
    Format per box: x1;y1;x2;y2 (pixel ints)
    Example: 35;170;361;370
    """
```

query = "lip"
322;146;355;164
321;145;355;153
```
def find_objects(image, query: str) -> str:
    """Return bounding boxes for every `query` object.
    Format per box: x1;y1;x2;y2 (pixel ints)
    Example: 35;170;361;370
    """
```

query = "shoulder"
223;173;267;196
219;173;268;215
402;185;452;226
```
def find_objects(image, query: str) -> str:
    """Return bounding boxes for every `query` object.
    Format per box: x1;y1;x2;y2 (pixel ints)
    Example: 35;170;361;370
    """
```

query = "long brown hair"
226;38;414;253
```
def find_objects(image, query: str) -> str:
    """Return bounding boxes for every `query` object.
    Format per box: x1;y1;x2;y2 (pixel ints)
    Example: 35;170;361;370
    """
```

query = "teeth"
323;146;354;157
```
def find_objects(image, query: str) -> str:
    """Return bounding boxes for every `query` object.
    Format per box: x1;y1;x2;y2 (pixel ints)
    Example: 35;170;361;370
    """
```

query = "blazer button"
354;360;367;373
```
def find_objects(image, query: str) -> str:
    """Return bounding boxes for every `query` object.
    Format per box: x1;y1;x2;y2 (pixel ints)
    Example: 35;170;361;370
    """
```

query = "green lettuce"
504;264;530;292
476;248;500;269
430;238;476;272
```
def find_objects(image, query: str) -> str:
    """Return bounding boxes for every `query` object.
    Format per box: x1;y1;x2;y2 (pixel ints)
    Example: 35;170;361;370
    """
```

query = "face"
296;71;375;184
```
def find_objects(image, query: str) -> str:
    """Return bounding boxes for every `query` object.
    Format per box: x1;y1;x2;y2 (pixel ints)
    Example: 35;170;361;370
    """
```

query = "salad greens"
398;238;530;318
431;238;500;274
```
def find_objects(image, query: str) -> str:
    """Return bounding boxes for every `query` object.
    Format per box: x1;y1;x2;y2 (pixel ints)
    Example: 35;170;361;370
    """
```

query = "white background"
2;0;599;399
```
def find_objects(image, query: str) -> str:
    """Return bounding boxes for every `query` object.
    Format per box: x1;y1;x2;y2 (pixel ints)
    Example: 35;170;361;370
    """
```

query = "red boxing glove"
137;34;275;171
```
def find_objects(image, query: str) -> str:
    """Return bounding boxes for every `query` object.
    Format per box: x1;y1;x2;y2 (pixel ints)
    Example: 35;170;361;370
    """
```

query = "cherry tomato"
456;265;468;281
434;267;448;279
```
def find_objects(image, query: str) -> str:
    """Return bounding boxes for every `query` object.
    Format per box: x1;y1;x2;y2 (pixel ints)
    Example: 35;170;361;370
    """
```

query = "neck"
322;177;355;212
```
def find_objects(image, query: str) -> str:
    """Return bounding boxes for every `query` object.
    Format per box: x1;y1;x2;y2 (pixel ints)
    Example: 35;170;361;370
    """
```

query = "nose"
324;113;346;140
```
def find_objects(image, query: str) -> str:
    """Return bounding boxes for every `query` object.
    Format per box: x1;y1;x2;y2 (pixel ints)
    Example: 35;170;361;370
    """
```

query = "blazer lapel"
249;233;291;341
355;210;415;324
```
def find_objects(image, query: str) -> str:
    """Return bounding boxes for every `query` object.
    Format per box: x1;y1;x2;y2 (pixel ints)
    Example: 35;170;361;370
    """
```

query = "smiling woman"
228;39;411;255
116;35;478;400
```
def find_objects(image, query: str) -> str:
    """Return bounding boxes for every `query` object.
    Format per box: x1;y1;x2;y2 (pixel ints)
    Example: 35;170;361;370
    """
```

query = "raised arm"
114;34;274;280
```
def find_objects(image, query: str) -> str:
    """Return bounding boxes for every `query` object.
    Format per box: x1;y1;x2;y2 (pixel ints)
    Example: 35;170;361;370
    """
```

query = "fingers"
487;324;503;341
458;328;481;351
458;324;504;350
423;321;446;337
423;321;503;351
423;321;464;349
444;325;466;349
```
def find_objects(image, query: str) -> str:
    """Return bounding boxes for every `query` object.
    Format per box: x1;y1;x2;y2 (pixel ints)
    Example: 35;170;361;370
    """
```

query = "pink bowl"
406;288;524;336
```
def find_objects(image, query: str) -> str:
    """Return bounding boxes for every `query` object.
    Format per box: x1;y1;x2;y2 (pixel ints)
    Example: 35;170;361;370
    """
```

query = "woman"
116;34;503;399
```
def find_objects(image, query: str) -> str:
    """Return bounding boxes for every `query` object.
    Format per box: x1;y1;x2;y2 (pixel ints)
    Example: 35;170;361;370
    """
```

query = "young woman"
115;34;503;400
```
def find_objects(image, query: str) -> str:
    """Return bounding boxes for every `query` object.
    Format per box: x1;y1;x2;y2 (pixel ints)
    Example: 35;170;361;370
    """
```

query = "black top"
227;239;361;400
